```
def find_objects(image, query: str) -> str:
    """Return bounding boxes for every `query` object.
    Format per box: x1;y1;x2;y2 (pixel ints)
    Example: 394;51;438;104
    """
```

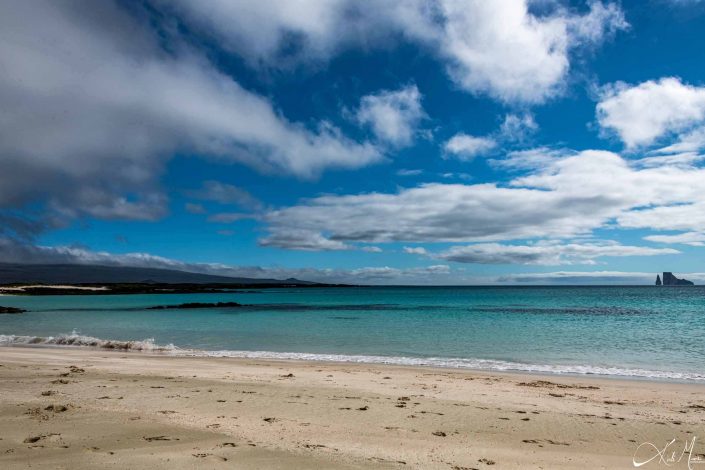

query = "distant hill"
0;263;318;286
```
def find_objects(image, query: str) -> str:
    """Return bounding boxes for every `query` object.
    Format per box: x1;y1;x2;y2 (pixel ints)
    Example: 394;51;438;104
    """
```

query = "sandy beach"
0;347;703;469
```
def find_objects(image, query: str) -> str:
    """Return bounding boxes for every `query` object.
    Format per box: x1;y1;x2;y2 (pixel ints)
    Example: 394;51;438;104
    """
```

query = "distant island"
655;272;694;286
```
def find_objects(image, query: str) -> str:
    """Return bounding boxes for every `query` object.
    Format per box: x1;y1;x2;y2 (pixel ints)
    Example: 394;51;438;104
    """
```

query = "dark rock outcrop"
661;272;694;286
655;274;662;286
0;306;26;314
146;302;242;310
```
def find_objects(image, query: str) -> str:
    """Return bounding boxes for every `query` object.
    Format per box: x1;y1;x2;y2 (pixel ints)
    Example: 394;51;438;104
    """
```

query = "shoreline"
1;335;703;384
1;346;704;469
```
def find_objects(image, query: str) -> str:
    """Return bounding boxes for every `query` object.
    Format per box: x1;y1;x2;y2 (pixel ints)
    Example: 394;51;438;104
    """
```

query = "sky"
2;0;705;285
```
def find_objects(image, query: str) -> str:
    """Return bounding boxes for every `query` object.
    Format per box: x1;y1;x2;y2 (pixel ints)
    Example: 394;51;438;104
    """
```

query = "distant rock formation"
661;272;694;286
0;306;26;314
655;274;662;286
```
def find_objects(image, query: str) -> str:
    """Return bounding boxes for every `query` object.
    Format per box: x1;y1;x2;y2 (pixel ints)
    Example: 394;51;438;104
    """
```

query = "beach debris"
41;391;56;396
479;458;496;465
23;436;42;444
263;417;276;422
357;406;369;411
143;435;176;442
432;431;447;437
281;373;295;378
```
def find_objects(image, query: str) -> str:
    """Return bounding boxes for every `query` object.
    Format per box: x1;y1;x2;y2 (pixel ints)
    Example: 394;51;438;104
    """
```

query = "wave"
1;331;703;382
0;331;175;352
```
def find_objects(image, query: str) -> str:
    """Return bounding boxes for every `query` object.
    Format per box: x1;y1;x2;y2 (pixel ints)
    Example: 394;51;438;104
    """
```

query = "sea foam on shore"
2;331;704;382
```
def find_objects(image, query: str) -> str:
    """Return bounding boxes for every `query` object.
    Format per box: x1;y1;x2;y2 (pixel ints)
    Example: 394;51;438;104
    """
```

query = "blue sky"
2;0;705;284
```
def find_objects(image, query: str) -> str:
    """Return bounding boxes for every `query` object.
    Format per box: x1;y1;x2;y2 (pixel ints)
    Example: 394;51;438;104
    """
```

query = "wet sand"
0;346;703;469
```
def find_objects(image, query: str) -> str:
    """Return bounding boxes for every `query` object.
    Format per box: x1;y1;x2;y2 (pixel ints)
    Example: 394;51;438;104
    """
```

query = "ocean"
1;286;704;381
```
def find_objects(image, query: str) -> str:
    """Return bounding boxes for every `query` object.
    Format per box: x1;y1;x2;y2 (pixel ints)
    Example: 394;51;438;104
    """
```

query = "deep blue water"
1;286;704;380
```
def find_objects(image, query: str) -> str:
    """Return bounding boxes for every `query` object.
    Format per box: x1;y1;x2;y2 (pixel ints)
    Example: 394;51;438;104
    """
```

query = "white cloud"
645;232;705;247
596;77;705;148
617;202;705;233
490;147;572;171
444;134;497;160
155;0;626;104
438;0;627;102
0;0;380;229
403;246;428;255
259;230;352;251
261;149;705;252
361;246;383;253
432;241;678;265
356;85;426;147
499;113;538;142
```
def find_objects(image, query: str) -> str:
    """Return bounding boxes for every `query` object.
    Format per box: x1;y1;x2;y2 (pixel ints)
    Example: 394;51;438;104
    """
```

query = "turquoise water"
1;286;704;381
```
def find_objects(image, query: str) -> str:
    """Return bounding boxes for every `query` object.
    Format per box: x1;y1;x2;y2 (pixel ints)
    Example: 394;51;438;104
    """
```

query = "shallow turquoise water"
1;286;704;380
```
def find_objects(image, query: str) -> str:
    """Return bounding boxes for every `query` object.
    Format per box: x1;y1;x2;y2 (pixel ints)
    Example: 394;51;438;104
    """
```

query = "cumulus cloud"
444;134;497;160
596;77;705;148
432;241;678;265
356;85;426;147
261;149;705;252
403;247;428;255
0;0;380;233
154;0;626;103
439;0;626;102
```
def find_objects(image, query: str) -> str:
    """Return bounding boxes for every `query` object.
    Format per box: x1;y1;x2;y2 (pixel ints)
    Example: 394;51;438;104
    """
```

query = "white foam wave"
0;330;176;352
1;332;703;382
